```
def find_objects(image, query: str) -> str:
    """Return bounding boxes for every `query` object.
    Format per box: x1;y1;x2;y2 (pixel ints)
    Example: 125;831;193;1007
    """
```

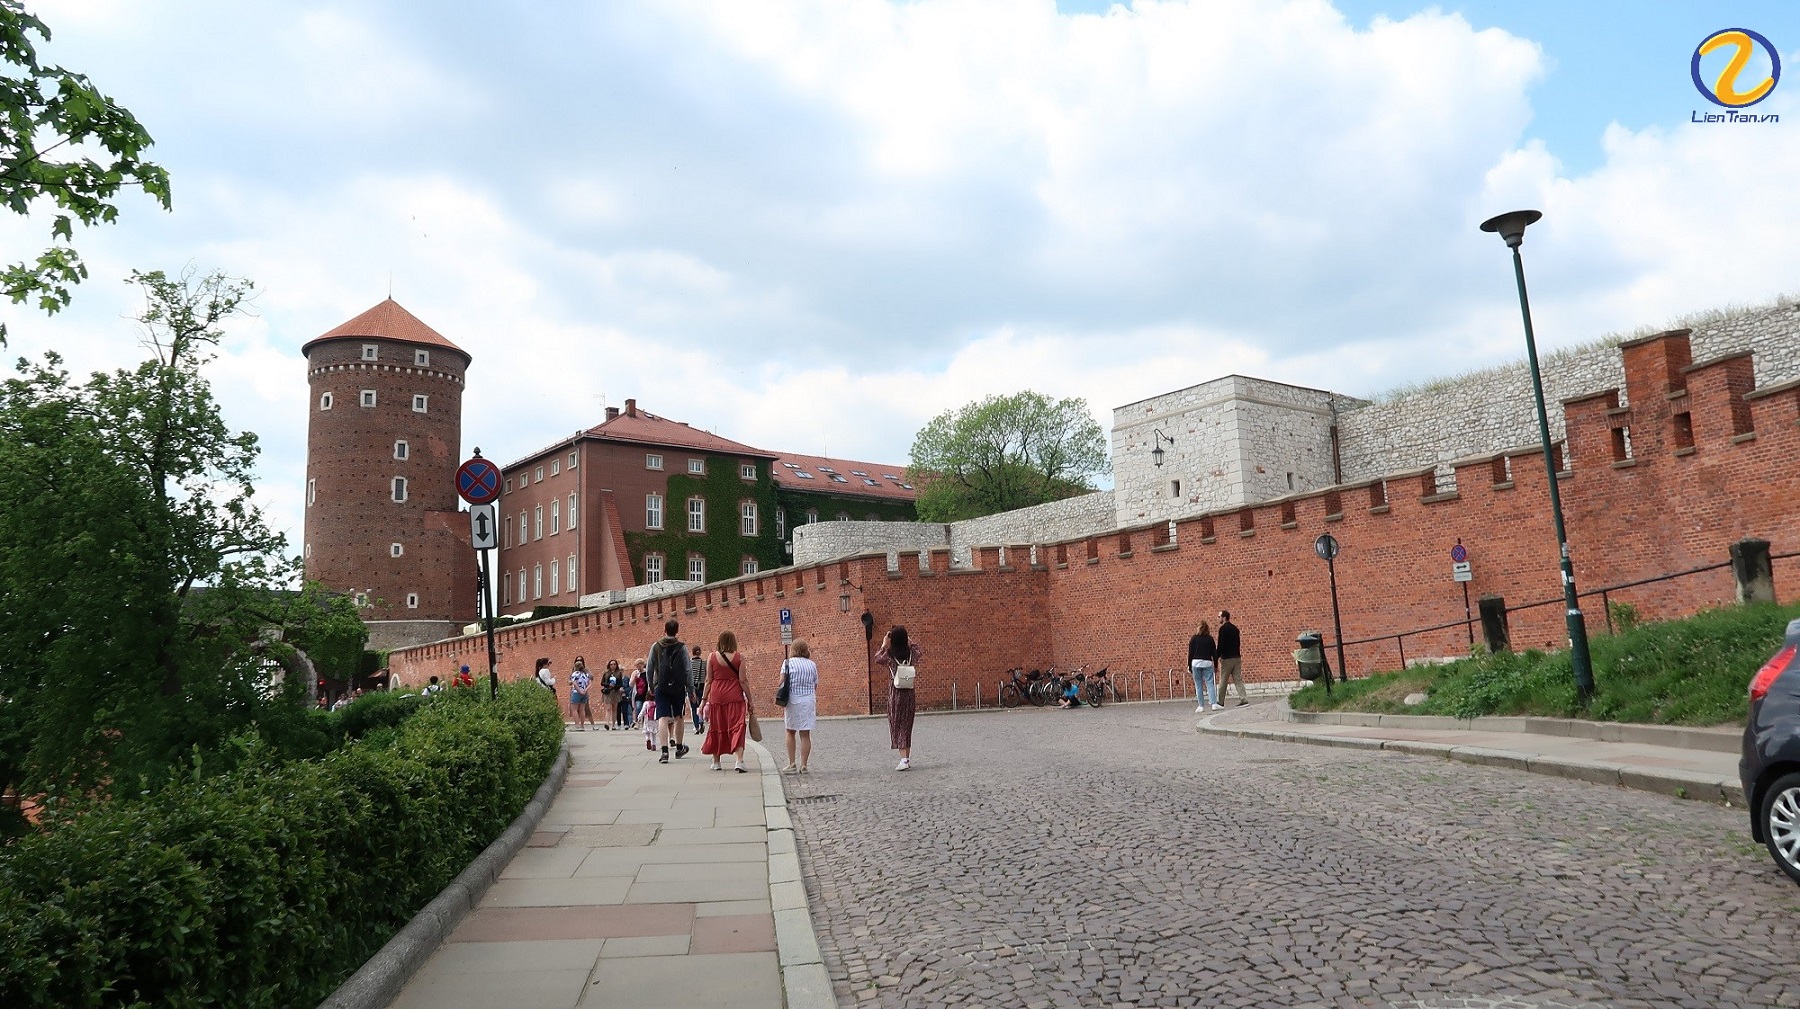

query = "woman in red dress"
875;625;920;771
702;630;753;772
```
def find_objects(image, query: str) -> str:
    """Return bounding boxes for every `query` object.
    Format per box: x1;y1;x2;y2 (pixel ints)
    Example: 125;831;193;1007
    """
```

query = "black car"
1742;616;1800;884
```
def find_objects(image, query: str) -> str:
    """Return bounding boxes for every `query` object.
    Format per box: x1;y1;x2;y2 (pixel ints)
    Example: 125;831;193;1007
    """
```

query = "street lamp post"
1478;210;1596;700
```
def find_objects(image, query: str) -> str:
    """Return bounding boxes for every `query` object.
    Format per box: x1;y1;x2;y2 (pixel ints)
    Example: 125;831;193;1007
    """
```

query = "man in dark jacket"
647;619;691;763
1217;610;1248;706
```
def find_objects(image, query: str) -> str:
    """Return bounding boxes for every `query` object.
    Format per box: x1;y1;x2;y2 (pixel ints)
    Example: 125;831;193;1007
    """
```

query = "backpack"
649;640;688;695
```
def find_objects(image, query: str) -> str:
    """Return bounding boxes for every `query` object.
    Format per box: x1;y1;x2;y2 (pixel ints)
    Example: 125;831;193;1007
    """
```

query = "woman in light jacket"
874;626;920;771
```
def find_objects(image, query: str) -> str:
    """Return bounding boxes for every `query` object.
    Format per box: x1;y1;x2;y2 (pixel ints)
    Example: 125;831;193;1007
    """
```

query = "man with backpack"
647;619;692;764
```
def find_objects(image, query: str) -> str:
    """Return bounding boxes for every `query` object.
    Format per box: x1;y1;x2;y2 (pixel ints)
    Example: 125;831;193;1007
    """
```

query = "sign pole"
1326;553;1347;683
481;547;499;700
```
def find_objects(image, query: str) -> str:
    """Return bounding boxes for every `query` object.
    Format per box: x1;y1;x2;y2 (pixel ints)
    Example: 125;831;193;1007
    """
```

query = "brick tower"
302;299;478;650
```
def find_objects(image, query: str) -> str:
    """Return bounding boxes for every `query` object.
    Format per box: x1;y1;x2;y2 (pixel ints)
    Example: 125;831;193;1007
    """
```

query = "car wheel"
1761;771;1800;886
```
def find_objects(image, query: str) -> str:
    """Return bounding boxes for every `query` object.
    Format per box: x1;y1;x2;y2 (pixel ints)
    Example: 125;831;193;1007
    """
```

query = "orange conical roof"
302;298;470;362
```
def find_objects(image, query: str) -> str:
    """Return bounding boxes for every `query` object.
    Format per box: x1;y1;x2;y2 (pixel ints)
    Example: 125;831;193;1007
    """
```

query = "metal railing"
1333;549;1799;676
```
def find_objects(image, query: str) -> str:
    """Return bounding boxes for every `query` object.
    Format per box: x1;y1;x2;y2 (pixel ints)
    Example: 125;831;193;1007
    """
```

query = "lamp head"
1151;445;1165;468
1479;209;1542;249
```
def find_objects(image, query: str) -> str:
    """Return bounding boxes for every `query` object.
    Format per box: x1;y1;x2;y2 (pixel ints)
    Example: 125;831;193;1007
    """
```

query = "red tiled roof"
302;298;470;360
582;410;779;459
771;451;917;502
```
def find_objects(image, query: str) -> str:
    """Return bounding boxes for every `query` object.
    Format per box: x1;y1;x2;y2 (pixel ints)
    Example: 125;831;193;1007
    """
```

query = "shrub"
0;682;561;1008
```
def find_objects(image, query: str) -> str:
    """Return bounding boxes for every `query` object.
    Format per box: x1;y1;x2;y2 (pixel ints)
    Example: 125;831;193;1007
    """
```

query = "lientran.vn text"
1691;110;1780;123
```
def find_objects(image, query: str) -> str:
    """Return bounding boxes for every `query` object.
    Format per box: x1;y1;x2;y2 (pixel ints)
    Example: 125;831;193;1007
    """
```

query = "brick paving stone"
790;702;1793;1009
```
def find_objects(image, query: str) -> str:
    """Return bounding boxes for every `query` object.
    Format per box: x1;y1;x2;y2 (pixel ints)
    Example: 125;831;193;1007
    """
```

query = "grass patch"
1290;601;1800;725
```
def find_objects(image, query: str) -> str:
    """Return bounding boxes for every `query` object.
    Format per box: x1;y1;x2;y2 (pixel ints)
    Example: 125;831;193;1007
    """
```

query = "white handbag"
892;662;916;690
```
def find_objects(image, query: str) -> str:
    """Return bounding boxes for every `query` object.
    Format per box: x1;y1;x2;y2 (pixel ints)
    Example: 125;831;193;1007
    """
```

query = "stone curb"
747;738;840;1009
315;740;572;1009
1196;716;1746;807
1279;700;1743;754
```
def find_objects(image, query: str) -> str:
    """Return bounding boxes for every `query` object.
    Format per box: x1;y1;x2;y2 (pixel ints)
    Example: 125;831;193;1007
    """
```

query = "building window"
533;505;543;540
319;392;333;411
361;389;377;408
551;460;560;476
519;471;529;487
568;554;577;593
504;514;512;547
550;559;559;596
362;344;378;361
806;509;818;524
567;494;577;529
741;463;756;480
390;542;404;557
307;479;316;506
568;450;578;469
688;497;705;533
532;564;542;599
304;542;312;558
836;511;850;522
645;553;664;583
518;569;527;601
518;510;527;541
646;493;663;529
394;440;409;460
392;477;407;502
775;509;785;538
535;466;544;482
414;349;430;366
646;453;663;470
742;557;759;576
740;501;757;536
412;394;428;413
550;499;560;535
688;458;705;475
505;478;512;494
503;579;510;605
406;593;419;609
688;554;705;583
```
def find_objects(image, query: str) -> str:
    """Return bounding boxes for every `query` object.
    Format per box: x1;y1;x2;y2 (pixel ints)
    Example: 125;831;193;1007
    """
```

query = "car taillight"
1750;644;1798;701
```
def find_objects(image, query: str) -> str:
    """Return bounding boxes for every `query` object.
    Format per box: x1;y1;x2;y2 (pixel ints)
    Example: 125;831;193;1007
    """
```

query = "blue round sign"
1450;543;1469;563
456;457;502;505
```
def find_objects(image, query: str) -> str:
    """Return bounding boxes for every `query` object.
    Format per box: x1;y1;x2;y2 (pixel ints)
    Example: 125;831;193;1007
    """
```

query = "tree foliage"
908;390;1108;522
0;268;345;816
0;2;172;343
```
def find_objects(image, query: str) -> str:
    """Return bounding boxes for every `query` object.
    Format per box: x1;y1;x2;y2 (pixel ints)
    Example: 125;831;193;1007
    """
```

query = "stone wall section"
1336;300;1800;485
948;491;1116;566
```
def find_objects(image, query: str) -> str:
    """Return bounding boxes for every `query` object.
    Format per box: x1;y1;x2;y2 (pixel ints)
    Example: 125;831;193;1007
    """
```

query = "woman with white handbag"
874;626;921;771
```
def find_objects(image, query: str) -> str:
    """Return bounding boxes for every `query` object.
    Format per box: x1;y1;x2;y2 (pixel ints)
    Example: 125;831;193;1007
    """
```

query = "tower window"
412;394;428;413
1171;480;1181;497
319;392;333;411
394;440;409;460
307;479;316;506
362;344;378;361
414;349;430;366
406;593;419;609
392;477;407;502
361;390;377;408
390;542;404;557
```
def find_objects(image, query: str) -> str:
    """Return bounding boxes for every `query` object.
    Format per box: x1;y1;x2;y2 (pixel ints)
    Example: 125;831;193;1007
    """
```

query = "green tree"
0;2;171;343
908;390;1108;521
0;268;329;811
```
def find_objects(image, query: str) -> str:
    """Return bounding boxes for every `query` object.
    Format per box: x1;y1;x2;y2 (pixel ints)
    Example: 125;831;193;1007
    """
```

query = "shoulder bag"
775;660;791;707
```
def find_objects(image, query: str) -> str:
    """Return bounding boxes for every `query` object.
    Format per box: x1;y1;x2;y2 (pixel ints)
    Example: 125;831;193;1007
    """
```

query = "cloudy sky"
3;0;1796;559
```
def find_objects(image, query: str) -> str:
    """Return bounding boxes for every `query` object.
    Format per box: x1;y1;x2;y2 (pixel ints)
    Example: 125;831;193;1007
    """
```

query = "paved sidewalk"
1198;700;1748;804
388;726;823;1009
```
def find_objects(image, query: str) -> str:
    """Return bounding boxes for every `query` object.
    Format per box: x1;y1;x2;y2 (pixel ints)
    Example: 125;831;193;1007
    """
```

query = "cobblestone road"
787;701;1797;1009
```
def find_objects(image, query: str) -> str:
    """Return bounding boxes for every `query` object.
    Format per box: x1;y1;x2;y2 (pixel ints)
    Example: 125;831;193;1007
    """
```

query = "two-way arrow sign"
470;503;498;550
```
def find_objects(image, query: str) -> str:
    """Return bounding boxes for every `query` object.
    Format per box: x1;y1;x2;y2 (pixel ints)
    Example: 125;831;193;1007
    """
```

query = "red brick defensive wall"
390;330;1800;715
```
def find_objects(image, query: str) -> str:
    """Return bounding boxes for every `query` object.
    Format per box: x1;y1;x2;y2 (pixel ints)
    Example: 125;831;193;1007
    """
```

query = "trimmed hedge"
0;682;562;1008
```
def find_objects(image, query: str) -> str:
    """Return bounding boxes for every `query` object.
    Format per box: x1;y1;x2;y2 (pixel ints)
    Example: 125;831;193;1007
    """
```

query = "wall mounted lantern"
1151;428;1175;468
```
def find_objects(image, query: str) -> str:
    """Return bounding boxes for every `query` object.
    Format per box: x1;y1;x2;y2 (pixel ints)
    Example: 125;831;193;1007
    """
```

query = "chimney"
624;398;637;418
605;406;620;421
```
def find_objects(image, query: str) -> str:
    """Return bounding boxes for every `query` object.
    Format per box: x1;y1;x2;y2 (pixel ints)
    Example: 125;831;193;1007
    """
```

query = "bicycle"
1082;666;1112;707
998;667;1052;708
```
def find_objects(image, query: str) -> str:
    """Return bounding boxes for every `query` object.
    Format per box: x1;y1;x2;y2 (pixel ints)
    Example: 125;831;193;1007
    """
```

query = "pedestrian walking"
779;639;819;773
875;626;920;771
647;620;692;764
600;659;624;730
1216;610;1249;706
690;644;707;735
631;660;650;729
570;656;595;731
702;630;752;772
1188;621;1219;712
